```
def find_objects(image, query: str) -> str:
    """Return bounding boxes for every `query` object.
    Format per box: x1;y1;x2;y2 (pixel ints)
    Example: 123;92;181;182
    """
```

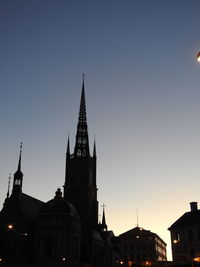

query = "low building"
168;202;200;262
119;226;167;265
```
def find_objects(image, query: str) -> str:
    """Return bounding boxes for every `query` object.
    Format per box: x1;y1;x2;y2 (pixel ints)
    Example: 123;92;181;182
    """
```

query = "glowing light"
0;258;2;262
8;224;13;229
194;257;200;262
197;52;200;62
173;239;178;244
145;261;152;266
136;235;139;238
120;260;124;265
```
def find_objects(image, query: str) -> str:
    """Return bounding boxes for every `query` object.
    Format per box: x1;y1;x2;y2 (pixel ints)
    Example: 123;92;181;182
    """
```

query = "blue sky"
1;0;200;260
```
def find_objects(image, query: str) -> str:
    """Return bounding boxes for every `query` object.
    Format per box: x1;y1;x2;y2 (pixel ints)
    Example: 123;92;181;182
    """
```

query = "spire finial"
18;142;22;171
93;136;96;157
67;133;70;155
136;208;139;227
6;174;11;198
102;203;106;210
101;204;107;231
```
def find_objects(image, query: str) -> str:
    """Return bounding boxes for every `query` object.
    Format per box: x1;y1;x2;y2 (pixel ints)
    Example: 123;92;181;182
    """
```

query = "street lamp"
7;224;27;236
8;224;13;230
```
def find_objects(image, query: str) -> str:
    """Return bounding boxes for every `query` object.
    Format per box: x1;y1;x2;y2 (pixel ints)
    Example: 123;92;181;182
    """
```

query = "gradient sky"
1;0;200;260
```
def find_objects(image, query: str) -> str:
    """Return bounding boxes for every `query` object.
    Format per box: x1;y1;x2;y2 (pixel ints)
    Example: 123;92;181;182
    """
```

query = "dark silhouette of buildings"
0;78;170;267
0;79;123;267
169;202;200;262
119;226;167;265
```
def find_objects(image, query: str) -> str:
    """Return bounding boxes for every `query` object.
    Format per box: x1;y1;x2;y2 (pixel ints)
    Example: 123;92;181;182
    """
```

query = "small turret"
11;143;23;198
6;174;11;198
101;204;107;231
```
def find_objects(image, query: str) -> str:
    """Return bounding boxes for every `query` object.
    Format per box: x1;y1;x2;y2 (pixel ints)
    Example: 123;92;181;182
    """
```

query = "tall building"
64;79;98;263
119;226;167;265
169;202;200;262
0;79;121;267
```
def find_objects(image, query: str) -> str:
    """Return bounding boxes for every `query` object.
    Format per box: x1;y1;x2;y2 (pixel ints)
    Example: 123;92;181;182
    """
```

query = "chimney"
190;202;198;212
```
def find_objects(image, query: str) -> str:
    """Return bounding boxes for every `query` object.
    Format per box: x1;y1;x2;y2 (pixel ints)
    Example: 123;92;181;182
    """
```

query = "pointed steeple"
101;204;107;231
93;138;96;158
67;134;70;155
17;142;22;172
11;143;23;198
74;75;90;157
79;75;87;125
6;174;11;198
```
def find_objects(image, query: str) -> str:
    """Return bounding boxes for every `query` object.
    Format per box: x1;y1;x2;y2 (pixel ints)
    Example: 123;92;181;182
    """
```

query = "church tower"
64;78;98;263
64;77;98;231
11;143;23;199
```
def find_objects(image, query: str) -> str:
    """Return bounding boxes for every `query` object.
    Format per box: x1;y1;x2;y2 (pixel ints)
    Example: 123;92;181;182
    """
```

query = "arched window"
82;149;86;157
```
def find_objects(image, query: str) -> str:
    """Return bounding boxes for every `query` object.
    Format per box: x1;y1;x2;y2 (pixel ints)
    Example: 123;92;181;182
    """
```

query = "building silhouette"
0;79;170;267
0;79;124;267
169;202;200;262
119;226;167;265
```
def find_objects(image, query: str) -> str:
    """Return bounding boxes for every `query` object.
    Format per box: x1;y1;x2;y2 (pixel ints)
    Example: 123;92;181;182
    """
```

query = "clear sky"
1;0;200;260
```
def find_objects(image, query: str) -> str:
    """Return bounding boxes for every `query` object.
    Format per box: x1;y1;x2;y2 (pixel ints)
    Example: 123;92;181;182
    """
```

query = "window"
77;149;81;157
14;179;21;185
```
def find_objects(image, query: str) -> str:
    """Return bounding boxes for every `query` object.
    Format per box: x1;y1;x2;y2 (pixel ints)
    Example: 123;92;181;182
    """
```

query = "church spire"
6;174;11;198
17;142;22;171
93;138;96;158
101;204;107;231
11;143;23;198
67;134;70;155
74;75;90;157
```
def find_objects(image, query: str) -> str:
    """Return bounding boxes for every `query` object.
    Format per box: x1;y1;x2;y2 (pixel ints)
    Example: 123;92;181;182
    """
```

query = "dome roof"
39;188;78;216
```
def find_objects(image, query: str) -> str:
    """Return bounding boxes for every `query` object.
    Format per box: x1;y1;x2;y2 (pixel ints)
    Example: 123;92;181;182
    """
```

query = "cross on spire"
102;203;106;209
